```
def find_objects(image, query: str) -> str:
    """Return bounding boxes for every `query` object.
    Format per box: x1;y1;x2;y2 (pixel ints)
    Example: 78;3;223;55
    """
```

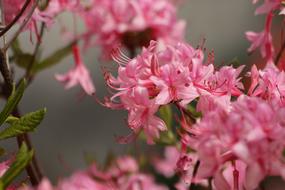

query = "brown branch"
0;0;32;37
13;109;43;184
189;160;201;190
24;22;45;83
275;39;285;65
0;2;43;181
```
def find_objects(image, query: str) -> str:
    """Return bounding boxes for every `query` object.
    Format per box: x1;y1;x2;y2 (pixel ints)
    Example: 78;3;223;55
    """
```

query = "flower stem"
275;39;285;66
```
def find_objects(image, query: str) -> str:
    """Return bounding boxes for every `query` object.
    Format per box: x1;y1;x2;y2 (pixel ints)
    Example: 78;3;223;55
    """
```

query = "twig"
24;22;45;83
0;0;43;185
189;160;200;190
275;39;285;65
13;109;43;184
0;0;32;37
0;50;13;92
3;0;39;51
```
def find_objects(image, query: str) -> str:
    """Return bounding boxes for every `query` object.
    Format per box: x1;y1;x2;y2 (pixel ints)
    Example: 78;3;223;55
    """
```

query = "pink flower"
248;64;285;106
153;146;180;177
105;41;244;144
0;160;10;177
79;0;185;58
187;96;285;189
119;174;168;190
246;13;274;63
252;0;281;15
3;0;61;34
213;161;246;190
124;86;167;144
55;45;95;95
57;171;109;190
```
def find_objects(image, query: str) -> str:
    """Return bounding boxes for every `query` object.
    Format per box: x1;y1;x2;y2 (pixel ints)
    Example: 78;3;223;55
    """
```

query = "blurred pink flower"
246;13;274;63
248;64;285;106
187;96;285;189
55;45;95;95
252;0;281;15
153;146;180;177
79;0;185;58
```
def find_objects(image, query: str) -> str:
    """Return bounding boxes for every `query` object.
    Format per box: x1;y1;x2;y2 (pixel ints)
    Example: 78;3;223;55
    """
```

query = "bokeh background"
3;0;280;185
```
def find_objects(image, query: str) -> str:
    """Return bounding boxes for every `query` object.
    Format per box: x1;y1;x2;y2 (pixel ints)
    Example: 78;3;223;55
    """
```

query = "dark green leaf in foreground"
0;143;33;189
0;80;26;126
0;109;46;140
159;105;172;128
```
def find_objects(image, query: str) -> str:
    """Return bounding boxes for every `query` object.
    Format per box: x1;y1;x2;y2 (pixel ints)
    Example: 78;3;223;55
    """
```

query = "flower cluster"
2;0;285;190
245;0;284;64
19;156;167;190
79;0;185;58
185;95;285;190
105;41;244;144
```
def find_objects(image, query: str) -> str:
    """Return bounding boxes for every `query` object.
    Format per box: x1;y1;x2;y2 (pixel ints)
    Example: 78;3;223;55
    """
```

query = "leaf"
227;57;240;68
159;105;172;128
33;41;75;73
0;80;26;126
187;104;202;118
0;109;46;140
0;143;33;189
14;53;38;69
38;0;50;11
11;39;23;55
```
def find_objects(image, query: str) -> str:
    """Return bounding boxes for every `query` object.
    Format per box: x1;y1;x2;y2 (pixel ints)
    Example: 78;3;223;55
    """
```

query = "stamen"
111;48;131;65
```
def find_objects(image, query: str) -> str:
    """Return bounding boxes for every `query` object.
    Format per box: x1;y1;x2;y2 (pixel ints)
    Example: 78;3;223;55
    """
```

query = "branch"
3;0;39;51
0;0;32;37
24;22;45;83
275;39;285;65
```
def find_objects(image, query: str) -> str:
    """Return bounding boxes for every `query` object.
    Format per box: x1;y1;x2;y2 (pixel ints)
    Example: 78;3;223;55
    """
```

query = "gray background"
3;0;276;184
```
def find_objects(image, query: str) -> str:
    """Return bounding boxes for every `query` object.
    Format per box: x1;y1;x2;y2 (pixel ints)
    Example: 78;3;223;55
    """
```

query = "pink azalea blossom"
0;160;10;177
105;41;244;144
252;0;282;15
153;146;180;177
186;96;285;189
78;0;185;58
246;13;274;63
55;45;95;95
248;64;285;106
2;0;61;34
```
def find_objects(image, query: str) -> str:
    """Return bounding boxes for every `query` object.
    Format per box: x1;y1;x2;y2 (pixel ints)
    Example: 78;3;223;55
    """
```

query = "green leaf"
0;143;33;189
226;57;240;68
38;0;50;11
14;53;38;69
11;39;23;55
187;104;202;118
0;80;26;126
33;42;75;73
0;109;46;140
159;105;172;128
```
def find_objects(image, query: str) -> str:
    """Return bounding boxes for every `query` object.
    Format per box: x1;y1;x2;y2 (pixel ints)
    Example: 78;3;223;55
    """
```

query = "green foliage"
0;80;26;126
159;105;172;128
38;0;50;11
187;104;202;118
0;109;46;140
11;40;74;74
0;143;33;190
32;41;75;73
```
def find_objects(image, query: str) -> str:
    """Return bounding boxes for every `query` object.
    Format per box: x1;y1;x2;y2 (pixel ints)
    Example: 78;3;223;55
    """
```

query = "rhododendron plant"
0;0;285;190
